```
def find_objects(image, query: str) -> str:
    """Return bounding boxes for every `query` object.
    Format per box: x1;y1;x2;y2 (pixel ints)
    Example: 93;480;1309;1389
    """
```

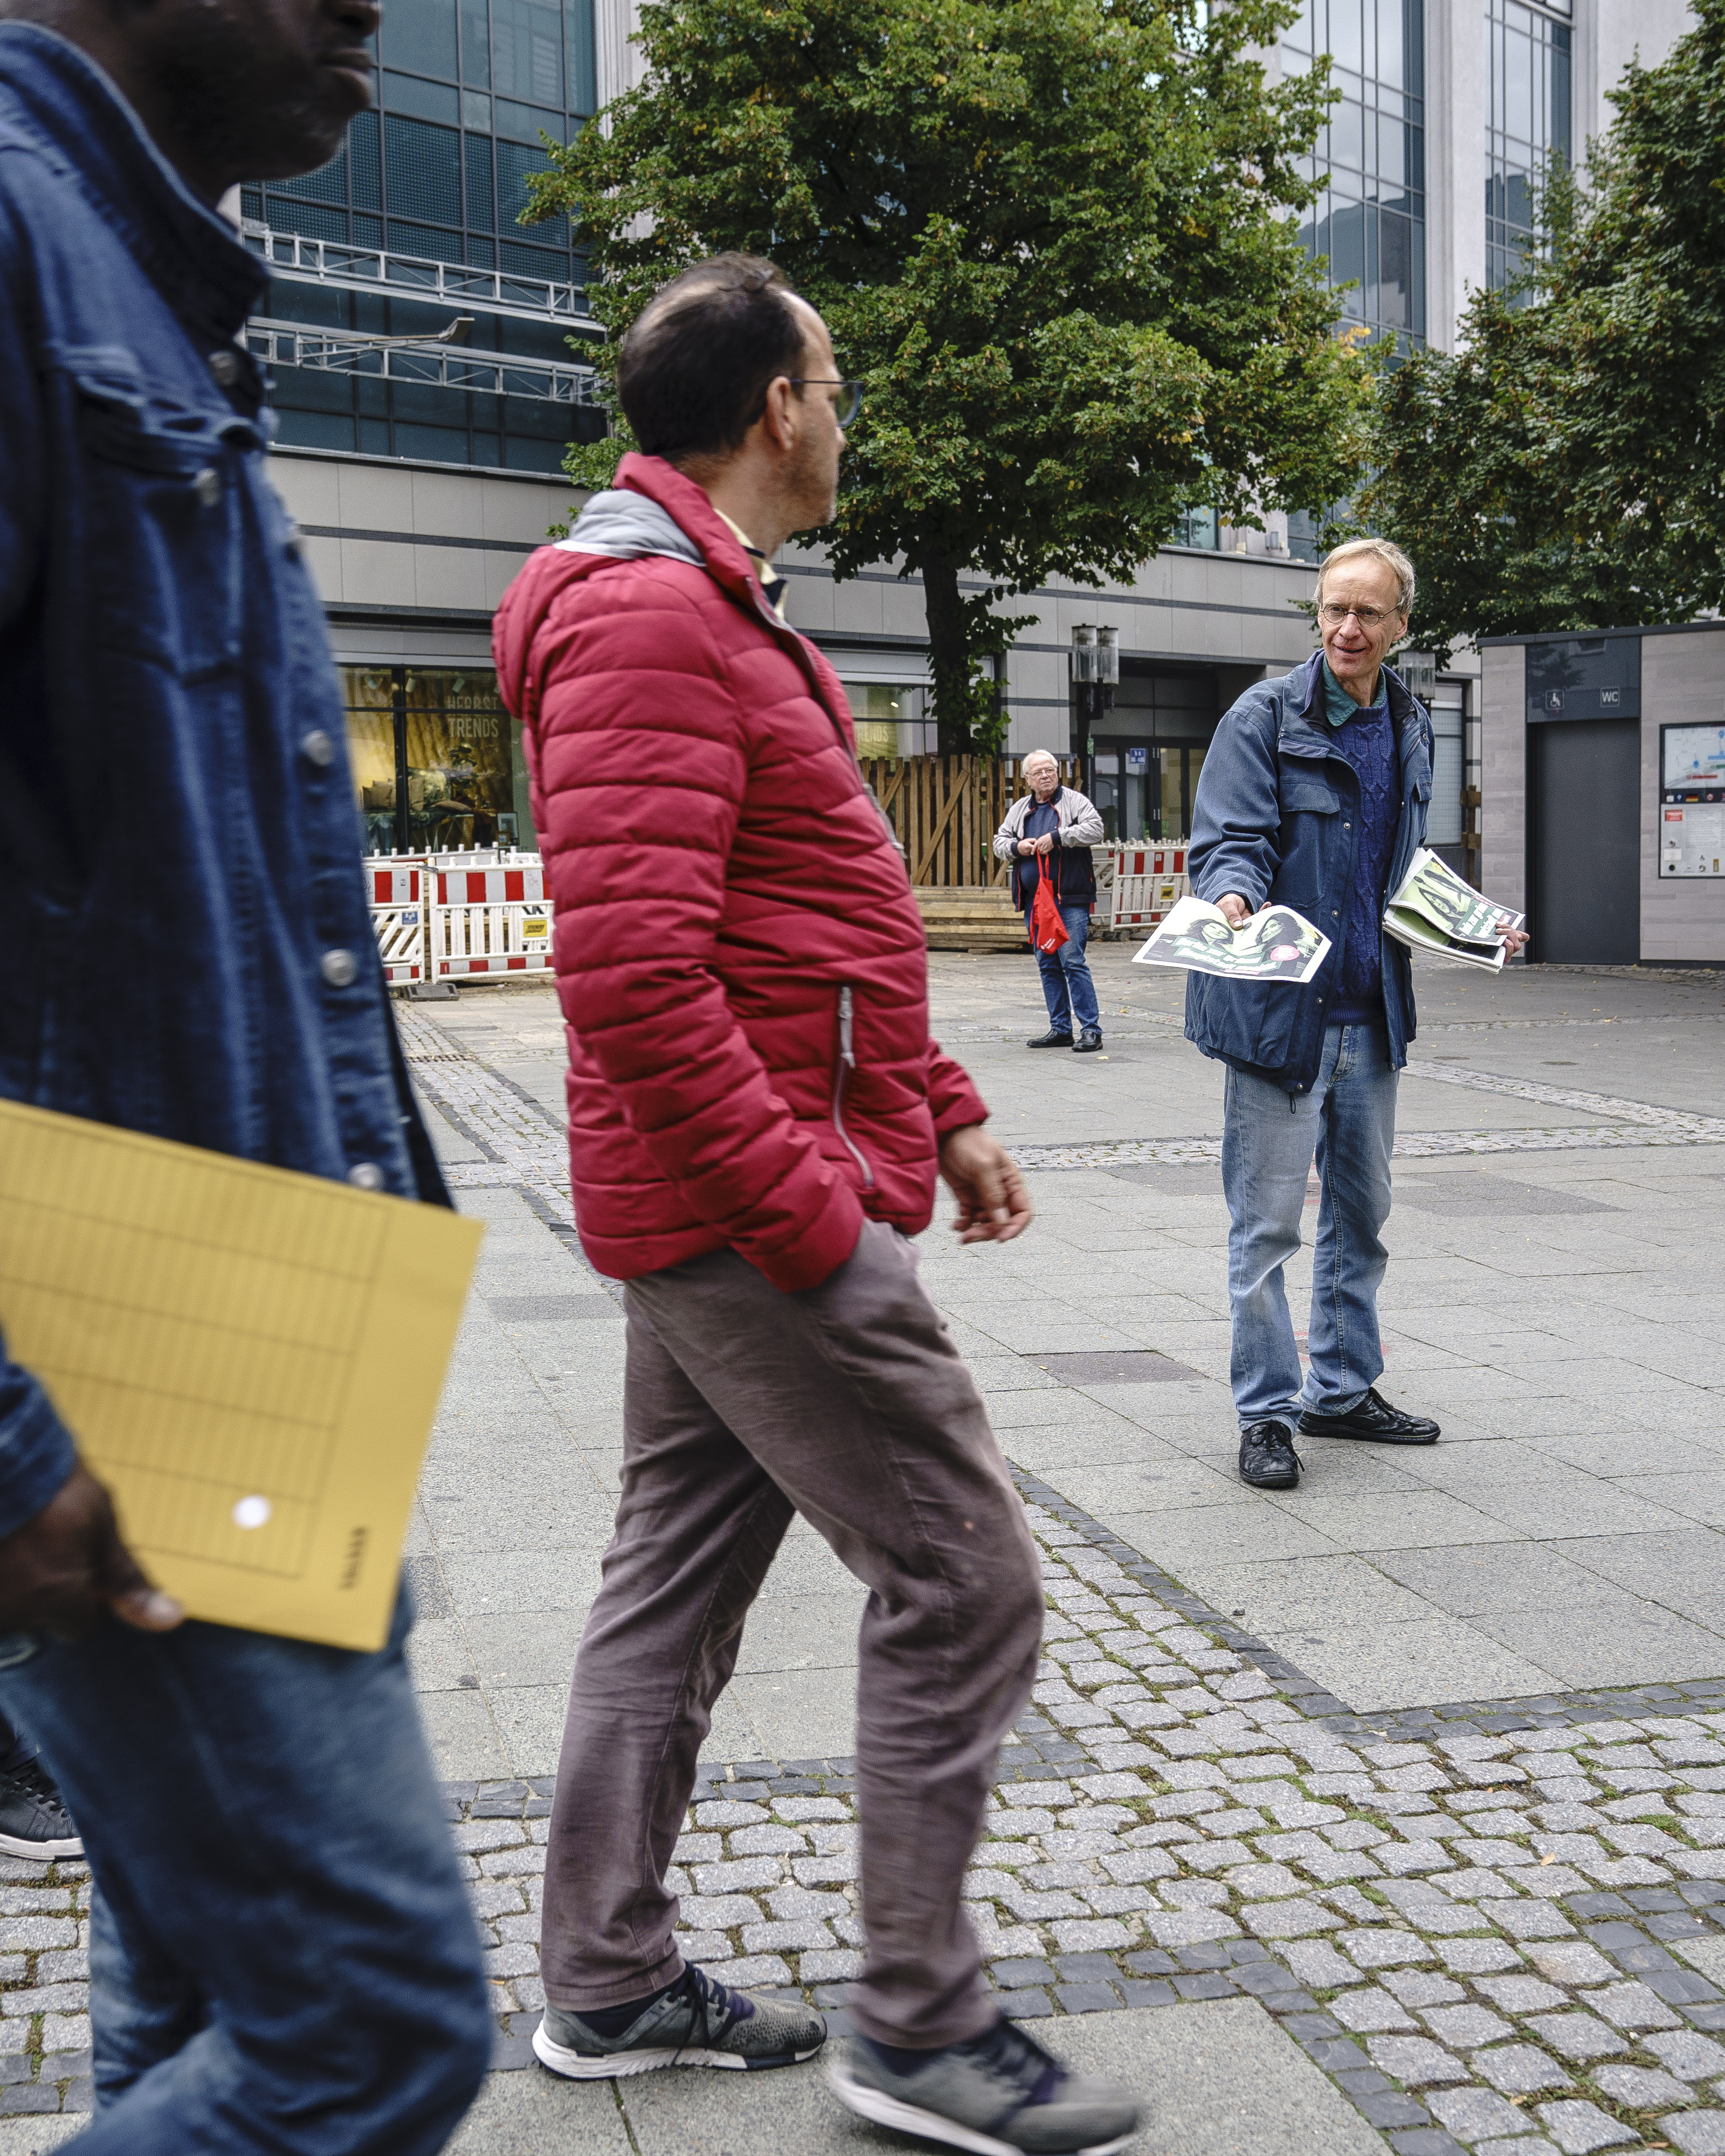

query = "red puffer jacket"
491;453;989;1290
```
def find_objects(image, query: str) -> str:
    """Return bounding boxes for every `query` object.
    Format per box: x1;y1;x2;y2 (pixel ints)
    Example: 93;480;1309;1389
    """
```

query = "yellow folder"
0;1100;482;1651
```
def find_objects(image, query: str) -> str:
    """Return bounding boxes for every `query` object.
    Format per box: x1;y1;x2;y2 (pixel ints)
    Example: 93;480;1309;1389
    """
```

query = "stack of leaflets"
1382;848;1524;971
1133;895;1332;984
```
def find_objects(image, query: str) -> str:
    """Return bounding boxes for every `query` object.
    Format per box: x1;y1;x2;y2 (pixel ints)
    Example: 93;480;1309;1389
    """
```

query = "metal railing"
242;222;599;331
246;319;604;407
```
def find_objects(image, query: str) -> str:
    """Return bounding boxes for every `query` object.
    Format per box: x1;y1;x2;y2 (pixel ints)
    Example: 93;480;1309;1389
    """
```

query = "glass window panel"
282;146;348;206
461;0;492;86
464;132;496;229
384;115;463;225
349;110;382;208
492;0;564;108
1330;98;1365;172
263;197;349;243
386;220;466;264
1377;208;1412;326
567;0;597;113
382;71;461;123
381;0;459;81
1330;0;1363;72
1328;194;1365;294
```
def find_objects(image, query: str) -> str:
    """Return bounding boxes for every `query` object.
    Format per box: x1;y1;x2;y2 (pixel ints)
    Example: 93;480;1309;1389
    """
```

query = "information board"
1659;724;1725;878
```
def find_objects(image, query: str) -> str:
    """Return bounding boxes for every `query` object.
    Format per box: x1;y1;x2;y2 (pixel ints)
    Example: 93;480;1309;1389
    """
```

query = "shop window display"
343;665;528;853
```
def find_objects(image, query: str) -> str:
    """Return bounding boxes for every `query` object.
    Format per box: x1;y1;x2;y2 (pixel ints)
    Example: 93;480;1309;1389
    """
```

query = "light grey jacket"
991;786;1106;860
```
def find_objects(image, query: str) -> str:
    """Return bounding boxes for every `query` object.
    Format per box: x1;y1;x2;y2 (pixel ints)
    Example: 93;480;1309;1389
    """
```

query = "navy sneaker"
829;2016;1140;2154
533;1962;825;2079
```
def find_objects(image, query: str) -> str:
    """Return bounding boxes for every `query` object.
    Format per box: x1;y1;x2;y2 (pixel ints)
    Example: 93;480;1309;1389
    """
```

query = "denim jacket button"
208;349;242;388
192;466;222;508
320;948;358;988
300;728;335;768
347;1162;385;1191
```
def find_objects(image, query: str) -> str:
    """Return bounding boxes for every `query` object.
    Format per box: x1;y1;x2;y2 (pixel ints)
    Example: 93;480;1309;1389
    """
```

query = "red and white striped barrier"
1108;846;1189;931
430;865;554;979
369;865;426;984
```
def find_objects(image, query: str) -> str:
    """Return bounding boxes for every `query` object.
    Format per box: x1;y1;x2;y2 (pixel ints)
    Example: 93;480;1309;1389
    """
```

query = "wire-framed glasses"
790;378;863;426
1319;602;1398;628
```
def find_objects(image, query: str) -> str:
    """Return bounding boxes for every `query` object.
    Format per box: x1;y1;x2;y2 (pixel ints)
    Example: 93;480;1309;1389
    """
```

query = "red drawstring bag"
1029;856;1069;954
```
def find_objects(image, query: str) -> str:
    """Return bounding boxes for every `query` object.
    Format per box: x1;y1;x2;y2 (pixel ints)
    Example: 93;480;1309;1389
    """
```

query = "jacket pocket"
832;985;875;1191
61;349;248;682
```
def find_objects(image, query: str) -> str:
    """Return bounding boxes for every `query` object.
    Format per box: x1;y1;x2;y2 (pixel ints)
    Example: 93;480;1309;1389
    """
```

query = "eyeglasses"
789;378;862;426
1320;602;1399;628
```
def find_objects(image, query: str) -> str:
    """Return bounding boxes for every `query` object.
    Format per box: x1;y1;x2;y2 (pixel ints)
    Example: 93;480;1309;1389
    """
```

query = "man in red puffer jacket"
492;255;1139;2155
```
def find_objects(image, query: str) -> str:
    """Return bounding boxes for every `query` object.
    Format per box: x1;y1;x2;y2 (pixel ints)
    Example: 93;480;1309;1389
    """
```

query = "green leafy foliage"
1362;0;1725;666
530;0;1370;748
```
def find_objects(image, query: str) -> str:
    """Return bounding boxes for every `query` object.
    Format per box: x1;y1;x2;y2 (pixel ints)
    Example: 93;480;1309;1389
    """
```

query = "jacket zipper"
832;986;875;1191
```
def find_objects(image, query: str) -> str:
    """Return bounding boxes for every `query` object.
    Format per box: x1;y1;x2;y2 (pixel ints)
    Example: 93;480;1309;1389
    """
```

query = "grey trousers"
539;1219;1045;2048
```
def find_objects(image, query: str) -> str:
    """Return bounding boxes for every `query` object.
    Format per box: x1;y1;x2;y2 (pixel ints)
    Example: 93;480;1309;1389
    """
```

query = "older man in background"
992;750;1106;1052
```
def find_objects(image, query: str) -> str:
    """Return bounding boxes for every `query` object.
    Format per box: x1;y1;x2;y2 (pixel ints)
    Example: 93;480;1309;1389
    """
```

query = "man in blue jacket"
0;0;492;2146
1186;540;1524;1492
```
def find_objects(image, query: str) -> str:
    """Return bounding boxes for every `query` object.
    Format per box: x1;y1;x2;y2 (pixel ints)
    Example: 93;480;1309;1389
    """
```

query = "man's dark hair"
617;254;806;464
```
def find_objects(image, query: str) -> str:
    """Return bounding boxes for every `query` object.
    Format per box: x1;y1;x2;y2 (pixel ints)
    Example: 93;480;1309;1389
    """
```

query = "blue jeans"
0;1595;491;2154
1221;1022;1397;1431
1025;904;1100;1035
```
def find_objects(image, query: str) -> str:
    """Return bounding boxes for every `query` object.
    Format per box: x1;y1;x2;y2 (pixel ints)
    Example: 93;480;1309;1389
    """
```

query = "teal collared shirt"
1321;657;1386;729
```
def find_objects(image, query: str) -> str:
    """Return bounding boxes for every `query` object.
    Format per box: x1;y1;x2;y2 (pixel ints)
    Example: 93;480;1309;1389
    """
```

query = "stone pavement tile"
1458;1478;1704;1546
1173;1554;1443;1632
418;1687;513;1783
419;1496;623;1557
461;1611;590;1693
994;1420;1184;1473
1529;1431;1721;1477
1261;1491;1531;1555
1549;1529;1725;1607
1611;1475;1725;1532
1363;1542;1653;1619
439;1550;605;1618
445;2068;632;2155
1102;1505;1344;1574
406;1616;477;1692
1040;1459;1258;1519
734;1591;868;1677
0;2124;81;2154
727;1671;859;1765
1248;1614;1556;1715
1468;1608;1725;1690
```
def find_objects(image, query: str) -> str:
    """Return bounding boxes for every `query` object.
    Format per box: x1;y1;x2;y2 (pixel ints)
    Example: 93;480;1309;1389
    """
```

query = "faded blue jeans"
1025;903;1101;1035
1221;1021;1398;1432
0;1593;491;2153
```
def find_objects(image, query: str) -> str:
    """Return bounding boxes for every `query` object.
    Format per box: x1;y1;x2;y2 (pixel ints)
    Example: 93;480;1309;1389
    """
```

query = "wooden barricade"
859;756;1081;888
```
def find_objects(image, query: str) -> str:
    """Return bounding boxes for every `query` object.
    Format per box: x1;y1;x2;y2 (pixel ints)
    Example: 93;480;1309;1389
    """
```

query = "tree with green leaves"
527;0;1369;750
1362;0;1725;665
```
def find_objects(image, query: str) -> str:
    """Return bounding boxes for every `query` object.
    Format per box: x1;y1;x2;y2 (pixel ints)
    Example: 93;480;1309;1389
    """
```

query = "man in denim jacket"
0;0;491;2146
1186;540;1527;1492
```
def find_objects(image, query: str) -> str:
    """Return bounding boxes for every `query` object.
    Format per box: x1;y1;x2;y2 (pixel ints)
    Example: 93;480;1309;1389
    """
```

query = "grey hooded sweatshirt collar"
555;488;704;567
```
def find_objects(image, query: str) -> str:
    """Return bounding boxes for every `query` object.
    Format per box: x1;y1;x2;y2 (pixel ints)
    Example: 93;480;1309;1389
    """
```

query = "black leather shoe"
1299;1387;1440;1445
1238;1420;1301;1489
1072;1028;1104;1053
1027;1028;1072;1048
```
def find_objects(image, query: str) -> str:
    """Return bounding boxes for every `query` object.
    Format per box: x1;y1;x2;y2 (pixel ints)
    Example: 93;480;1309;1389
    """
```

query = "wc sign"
1599;687;1621;707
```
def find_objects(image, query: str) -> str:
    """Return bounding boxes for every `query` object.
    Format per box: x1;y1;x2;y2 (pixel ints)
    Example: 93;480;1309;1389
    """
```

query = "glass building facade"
1486;0;1572;293
1285;0;1427;348
244;0;601;471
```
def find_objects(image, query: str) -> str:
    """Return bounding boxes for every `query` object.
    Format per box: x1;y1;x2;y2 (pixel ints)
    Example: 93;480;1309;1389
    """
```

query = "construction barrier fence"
367;850;552;988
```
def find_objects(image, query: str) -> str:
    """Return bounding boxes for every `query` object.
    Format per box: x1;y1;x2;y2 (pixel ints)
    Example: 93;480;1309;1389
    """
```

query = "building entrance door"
1530;718;1640;964
1090;741;1209;843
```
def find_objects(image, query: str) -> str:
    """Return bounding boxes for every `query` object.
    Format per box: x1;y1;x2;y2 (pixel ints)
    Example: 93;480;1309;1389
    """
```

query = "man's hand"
0;1466;183;1641
1034;833;1055;856
939;1126;1033;1246
1215;893;1253;928
1499;919;1530;958
1016;838;1037;857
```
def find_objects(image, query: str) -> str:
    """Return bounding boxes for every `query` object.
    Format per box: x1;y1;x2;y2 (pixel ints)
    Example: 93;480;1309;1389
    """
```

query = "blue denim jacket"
1185;650;1433;1094
0;26;448;1540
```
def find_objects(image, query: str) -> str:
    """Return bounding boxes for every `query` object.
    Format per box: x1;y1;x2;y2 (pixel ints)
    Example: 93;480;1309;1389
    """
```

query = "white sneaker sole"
0;1831;80;1864
827;2061;1136;2156
532;2020;820;2079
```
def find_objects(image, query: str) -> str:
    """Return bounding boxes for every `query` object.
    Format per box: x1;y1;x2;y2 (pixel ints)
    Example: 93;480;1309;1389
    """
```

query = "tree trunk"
918;547;976;757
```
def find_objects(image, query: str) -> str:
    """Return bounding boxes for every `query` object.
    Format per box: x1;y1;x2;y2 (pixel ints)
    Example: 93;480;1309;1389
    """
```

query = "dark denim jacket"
1185;650;1433;1094
0;26;447;1539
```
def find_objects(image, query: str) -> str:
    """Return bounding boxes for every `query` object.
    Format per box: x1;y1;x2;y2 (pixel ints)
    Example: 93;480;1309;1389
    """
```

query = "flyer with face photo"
1132;895;1333;984
1382;848;1524;970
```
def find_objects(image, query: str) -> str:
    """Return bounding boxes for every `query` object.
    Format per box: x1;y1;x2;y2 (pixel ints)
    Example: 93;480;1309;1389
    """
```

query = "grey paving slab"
446;2067;631;2155
1258;1611;1559;1712
1469;1606;1725;1689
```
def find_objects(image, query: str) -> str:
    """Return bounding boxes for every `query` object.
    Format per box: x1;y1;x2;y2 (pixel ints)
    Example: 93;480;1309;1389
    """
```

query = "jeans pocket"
0;1633;46;1674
